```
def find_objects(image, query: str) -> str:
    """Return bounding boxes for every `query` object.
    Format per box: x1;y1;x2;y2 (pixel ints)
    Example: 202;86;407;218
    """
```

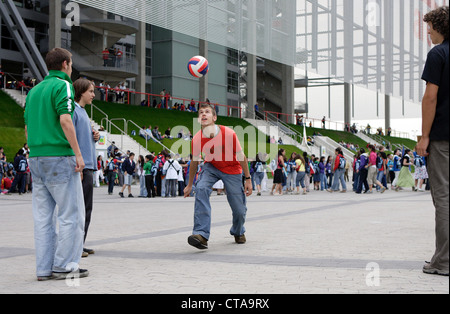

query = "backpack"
376;156;383;169
309;162;315;175
269;159;277;172
414;157;424;168
152;156;164;174
18;159;27;172
163;160;180;176
255;162;264;173
338;156;346;169
108;160;115;171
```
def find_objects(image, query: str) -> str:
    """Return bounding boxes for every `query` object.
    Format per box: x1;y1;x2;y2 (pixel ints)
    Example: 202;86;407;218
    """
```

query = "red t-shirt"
192;125;243;175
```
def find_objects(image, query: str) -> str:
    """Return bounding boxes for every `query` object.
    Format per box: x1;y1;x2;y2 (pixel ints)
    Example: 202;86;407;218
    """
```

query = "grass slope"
86;101;303;161
0;90;26;161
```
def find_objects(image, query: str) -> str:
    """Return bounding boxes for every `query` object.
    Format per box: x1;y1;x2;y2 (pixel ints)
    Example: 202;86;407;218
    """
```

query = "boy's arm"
60;114;84;173
416;83;439;157
184;160;199;198
237;150;253;197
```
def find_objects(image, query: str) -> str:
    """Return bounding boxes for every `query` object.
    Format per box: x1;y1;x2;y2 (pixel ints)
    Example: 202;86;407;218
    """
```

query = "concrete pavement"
0;185;448;294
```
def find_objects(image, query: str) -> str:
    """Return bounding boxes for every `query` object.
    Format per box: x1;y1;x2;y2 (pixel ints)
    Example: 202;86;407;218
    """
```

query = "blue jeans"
319;173;327;190
331;168;347;191
296;171;306;188
193;163;247;240
29;157;85;277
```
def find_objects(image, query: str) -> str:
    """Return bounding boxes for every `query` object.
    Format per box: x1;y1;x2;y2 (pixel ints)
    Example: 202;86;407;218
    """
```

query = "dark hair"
45;48;72;71
423;6;449;40
73;79;95;102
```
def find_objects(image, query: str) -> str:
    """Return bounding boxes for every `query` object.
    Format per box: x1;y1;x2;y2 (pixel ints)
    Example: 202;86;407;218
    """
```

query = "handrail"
109;118;127;134
89;103;109;125
108;120;126;150
126;120;175;155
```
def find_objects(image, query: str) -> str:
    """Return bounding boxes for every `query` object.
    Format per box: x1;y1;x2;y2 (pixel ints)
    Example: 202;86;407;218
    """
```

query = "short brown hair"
198;103;217;116
45;48;72;71
73;78;95;102
423;6;449;40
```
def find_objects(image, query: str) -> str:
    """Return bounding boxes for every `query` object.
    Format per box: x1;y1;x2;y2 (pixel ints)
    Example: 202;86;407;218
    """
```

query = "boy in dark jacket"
119;153;136;198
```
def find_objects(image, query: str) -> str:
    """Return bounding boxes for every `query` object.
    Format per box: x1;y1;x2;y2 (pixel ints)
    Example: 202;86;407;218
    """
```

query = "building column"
199;39;208;102
49;0;61;50
281;64;295;124
247;54;257;119
136;21;146;103
344;82;351;128
385;94;391;132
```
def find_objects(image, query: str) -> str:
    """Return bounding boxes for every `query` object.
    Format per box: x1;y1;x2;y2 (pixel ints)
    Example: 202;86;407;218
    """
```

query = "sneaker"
234;234;246;244
188;234;208;250
37;275;53;281
380;187;386;194
83;248;95;255
257;192;261;196
326;189;333;193
423;263;449;276
119;192;124;198
128;194;134;198
52;269;89;280
340;190;347;193
81;251;89;258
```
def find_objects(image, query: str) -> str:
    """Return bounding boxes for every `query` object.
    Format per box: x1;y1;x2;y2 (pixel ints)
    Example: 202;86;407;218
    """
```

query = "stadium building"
0;0;447;132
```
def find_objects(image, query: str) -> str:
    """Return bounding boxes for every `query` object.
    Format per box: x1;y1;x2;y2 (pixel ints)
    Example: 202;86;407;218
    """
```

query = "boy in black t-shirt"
416;6;449;277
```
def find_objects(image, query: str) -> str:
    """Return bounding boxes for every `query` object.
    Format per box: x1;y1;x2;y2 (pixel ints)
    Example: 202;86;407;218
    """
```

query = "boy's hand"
184;185;193;198
244;179;253;197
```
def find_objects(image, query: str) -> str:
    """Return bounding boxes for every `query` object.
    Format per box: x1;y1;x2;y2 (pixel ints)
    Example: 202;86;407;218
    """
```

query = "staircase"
2;88;26;108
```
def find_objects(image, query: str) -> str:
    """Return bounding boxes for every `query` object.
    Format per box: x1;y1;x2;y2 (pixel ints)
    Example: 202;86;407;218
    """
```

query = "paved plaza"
0;184;448;294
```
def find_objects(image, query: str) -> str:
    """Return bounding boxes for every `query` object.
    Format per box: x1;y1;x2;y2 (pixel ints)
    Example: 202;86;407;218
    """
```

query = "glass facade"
296;0;449;103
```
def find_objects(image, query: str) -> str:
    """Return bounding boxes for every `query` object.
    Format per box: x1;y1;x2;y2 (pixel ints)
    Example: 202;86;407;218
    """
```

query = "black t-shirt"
421;40;449;142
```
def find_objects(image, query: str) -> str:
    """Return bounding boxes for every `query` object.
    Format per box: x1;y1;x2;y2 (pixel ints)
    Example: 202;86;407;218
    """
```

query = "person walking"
395;149;415;191
24;48;88;281
366;145;386;193
119;152;136;198
184;103;252;249
72;78;100;258
163;154;182;197
416;6;449;276
143;155;156;198
328;148;347;193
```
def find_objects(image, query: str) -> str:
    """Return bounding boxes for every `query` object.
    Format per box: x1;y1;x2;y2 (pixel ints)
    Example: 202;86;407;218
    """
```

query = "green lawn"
86;101;303;161
289;124;369;150
0;90;26;161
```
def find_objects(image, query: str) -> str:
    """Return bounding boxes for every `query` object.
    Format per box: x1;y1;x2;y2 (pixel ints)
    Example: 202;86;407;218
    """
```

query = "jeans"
356;168;369;193
29;156;85;277
319;173;327;190
165;179;177;197
81;169;94;243
296;171;306;188
193;163;247;240
331;168;347;191
428;141;449;272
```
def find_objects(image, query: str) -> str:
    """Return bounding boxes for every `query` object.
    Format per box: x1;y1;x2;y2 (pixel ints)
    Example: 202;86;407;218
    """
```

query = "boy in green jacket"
25;48;88;281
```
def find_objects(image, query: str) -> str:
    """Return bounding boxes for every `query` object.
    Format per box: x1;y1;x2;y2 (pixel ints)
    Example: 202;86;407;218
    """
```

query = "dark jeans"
356;168;369;193
145;175;156;198
108;171;116;194
9;171;26;193
82;169;94;243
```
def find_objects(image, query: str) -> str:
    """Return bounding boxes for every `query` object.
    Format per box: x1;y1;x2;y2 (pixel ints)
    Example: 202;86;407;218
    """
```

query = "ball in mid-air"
187;56;209;78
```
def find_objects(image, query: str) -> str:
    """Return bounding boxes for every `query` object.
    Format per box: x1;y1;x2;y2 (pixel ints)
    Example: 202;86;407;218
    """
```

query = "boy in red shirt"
184;104;252;249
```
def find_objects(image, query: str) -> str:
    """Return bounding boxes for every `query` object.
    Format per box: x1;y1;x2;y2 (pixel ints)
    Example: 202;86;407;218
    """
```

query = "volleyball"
187;56;209;78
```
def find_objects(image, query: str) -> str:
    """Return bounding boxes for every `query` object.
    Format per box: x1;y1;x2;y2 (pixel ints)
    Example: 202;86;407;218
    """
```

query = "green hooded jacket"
24;70;75;157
